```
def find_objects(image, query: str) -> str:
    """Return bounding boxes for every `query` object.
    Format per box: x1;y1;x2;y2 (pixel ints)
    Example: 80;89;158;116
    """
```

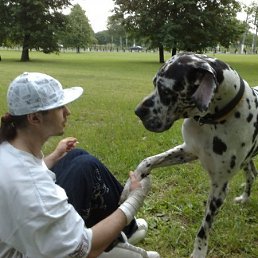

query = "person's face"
41;105;71;137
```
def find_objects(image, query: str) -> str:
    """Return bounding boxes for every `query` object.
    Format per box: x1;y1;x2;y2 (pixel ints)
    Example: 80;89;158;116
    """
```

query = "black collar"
194;80;245;125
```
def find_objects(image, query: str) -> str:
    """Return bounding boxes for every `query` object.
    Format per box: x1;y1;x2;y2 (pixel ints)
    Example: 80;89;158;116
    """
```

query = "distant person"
0;72;160;258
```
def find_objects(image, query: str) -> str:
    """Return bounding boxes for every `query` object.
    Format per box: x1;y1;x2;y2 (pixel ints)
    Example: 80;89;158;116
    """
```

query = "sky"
70;0;115;32
69;0;256;33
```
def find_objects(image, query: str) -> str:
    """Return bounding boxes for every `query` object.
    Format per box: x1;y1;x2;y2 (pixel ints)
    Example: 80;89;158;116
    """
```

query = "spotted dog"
122;53;258;257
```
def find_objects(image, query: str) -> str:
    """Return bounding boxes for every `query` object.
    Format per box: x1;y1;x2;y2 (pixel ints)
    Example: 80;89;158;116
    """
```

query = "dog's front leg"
120;143;197;202
191;179;229;258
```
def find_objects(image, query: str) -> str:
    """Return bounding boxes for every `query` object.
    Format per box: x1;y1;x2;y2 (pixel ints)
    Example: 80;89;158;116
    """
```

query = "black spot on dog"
209;197;223;216
255;98;258;108
247;113;253;123
222;182;228;192
209;200;216;214
212;183;218;188
209;59;229;84
213;136;227;155
174;82;184;91
246;98;251;110
205;214;212;227
161;61;185;80
230;155;236;169
234;112;240;118
197;227;206;239
215;198;223;209
252;115;258;143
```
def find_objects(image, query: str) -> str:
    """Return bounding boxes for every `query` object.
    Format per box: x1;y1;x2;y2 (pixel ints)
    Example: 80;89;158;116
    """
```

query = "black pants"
51;148;137;240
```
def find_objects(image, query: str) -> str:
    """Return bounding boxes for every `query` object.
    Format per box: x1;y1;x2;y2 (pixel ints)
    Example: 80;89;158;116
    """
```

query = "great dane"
121;53;258;257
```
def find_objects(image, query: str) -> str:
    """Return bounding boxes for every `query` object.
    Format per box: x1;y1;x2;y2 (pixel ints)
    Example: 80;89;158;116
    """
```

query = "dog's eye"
158;82;172;96
162;89;172;96
158;84;177;106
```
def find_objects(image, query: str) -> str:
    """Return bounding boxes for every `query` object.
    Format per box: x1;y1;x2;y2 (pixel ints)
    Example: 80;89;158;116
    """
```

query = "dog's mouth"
135;103;174;132
140;118;172;133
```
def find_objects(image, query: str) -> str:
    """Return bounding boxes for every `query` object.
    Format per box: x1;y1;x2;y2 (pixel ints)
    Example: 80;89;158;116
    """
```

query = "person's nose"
63;105;71;116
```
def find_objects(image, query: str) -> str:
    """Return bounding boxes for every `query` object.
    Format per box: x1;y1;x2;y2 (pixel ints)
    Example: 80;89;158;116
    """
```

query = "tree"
240;2;258;53
1;0;71;61
107;16;128;49
95;31;111;45
59;4;96;52
114;0;245;62
0;1;10;45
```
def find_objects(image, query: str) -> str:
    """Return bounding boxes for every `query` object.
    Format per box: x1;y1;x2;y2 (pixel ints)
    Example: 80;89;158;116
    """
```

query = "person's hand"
128;171;151;196
119;171;151;224
44;137;79;169
53;137;79;160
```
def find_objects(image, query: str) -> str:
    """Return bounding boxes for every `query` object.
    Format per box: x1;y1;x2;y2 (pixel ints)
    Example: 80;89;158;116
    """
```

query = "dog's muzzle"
135;105;170;132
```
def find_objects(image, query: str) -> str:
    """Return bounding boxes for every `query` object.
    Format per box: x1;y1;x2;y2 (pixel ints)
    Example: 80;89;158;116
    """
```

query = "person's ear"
27;113;42;125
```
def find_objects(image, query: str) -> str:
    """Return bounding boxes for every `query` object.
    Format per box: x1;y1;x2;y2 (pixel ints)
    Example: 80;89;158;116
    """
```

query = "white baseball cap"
7;72;84;116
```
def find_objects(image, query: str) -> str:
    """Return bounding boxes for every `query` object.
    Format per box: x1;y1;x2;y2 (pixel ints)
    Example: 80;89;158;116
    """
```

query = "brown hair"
0;110;50;143
0;113;28;143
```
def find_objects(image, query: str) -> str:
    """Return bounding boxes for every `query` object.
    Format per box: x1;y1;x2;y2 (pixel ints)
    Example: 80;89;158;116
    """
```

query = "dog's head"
135;53;219;132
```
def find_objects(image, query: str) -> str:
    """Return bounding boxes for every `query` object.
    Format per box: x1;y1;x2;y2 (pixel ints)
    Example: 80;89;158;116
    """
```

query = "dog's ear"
192;70;217;112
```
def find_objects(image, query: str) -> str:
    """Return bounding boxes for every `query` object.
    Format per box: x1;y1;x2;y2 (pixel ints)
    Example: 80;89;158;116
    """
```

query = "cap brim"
62;86;84;106
42;86;84;111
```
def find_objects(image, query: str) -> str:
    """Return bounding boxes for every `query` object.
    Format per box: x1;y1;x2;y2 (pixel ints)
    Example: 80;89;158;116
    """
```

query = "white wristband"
119;189;145;224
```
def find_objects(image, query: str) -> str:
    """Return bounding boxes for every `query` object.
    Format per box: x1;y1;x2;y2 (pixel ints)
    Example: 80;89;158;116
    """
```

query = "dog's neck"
194;78;245;125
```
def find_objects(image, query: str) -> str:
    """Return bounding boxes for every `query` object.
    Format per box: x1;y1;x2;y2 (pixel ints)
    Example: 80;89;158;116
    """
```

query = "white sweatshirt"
0;141;92;258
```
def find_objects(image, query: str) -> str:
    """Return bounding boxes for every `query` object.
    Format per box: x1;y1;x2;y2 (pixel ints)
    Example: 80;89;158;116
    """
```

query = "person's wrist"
118;188;145;224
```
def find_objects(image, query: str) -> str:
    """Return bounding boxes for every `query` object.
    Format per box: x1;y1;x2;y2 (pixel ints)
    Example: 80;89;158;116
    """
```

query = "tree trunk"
21;34;30;62
159;45;164;63
172;47;177;56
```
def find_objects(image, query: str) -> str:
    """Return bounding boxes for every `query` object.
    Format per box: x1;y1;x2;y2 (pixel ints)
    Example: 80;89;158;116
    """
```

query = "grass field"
0;50;258;258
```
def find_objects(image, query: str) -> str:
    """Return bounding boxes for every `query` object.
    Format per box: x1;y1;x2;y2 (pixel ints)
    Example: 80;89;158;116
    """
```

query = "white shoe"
98;232;160;258
98;242;160;258
146;251;161;258
128;218;148;245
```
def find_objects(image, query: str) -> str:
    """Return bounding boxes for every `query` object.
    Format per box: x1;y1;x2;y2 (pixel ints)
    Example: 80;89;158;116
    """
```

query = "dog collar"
194;79;245;125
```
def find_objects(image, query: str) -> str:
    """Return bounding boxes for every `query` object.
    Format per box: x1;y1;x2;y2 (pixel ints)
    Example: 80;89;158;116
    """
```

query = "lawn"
0;50;258;258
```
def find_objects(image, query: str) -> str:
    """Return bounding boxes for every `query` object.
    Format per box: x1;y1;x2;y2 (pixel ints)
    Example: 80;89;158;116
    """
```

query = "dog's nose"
135;105;149;119
135;97;154;119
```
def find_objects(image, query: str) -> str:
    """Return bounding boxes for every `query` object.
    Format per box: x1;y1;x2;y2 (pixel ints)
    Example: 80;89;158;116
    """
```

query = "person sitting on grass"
0;72;160;258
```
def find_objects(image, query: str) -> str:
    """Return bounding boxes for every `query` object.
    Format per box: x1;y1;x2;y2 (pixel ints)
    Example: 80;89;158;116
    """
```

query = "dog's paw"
191;242;207;258
134;160;151;179
190;251;206;258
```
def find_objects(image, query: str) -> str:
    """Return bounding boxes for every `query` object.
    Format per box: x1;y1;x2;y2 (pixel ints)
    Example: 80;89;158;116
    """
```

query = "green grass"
0;50;258;258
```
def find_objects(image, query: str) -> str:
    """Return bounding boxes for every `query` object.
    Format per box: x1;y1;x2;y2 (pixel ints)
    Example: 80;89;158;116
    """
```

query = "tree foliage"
240;1;258;53
114;0;245;61
59;4;96;52
95;31;111;45
0;0;71;61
